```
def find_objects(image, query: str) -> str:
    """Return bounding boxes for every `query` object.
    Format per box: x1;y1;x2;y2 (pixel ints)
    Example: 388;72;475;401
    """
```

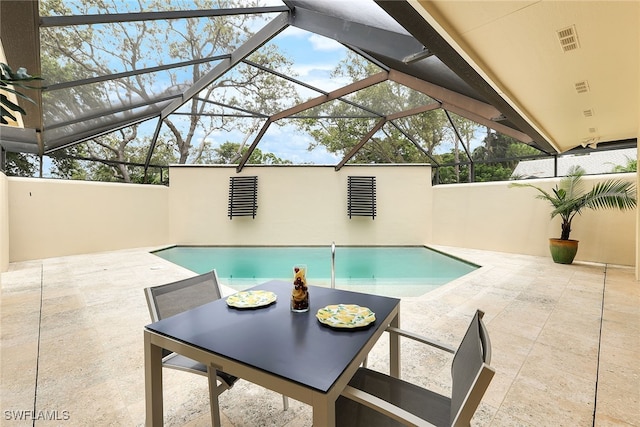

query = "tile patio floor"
1;245;638;426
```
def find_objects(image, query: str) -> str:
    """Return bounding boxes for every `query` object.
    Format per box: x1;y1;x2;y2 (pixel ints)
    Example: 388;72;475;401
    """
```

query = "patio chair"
335;309;494;427
144;270;288;426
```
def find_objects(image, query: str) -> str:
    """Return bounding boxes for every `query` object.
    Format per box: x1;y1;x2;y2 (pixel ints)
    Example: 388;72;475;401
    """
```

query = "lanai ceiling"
380;0;639;154
1;0;637;172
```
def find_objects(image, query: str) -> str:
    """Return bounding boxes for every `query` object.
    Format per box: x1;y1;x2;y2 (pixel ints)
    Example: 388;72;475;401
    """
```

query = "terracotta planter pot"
549;238;579;264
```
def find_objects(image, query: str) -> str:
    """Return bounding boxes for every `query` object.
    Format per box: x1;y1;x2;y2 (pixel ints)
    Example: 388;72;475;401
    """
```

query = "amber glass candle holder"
291;264;310;312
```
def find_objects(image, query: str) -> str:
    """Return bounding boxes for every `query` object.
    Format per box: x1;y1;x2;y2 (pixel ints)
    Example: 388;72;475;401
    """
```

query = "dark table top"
145;280;400;392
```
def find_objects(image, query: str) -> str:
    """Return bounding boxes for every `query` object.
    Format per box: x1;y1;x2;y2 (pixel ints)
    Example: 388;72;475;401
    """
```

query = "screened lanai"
2;0;636;183
1;2;639;426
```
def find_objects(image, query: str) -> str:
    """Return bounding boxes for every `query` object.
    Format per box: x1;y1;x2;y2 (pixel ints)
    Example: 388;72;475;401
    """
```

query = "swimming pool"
153;246;478;297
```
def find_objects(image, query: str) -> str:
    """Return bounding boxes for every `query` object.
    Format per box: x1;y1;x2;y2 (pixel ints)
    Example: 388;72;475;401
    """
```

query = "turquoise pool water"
152;246;478;297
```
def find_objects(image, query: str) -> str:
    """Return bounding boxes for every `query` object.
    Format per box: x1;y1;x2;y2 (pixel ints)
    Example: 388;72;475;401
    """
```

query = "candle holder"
291;264;310;312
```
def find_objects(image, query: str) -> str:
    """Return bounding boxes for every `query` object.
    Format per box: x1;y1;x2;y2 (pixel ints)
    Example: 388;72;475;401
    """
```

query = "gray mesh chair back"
335;309;494;427
450;309;494;425
144;269;289;425
144;270;234;427
145;270;222;322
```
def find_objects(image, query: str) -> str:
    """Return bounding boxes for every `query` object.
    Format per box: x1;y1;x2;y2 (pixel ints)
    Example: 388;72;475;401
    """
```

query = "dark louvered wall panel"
348;176;376;219
228;176;258;219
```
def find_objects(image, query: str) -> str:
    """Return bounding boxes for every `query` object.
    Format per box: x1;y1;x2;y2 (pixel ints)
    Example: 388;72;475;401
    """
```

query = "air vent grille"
575;80;589;93
557;25;579;52
583;109;594;118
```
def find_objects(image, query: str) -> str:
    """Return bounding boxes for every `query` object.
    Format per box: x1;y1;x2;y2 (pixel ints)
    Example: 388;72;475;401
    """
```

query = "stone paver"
1;246;637;426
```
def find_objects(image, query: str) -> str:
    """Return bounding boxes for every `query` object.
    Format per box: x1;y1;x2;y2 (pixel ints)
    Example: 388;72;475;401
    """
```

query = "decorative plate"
226;290;277;308
316;304;376;328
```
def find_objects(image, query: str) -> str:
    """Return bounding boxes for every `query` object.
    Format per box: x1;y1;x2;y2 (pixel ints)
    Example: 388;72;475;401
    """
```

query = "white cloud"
260;0;287;6
291;64;351;95
292;63;334;77
278;26;311;38
206;121;340;164
307;74;351;91
257;123;341;164
308;34;343;51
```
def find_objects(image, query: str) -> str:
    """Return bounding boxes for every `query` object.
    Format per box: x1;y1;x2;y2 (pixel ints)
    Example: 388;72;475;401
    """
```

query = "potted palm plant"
511;165;636;264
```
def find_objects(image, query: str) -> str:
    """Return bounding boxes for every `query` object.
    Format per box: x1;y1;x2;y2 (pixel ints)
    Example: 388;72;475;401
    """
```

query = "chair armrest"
341;385;436;427
386;327;456;354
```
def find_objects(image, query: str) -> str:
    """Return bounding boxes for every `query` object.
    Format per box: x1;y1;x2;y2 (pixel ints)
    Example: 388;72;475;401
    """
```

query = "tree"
298;52;446;164
444;114;478;182
470;130;540;182
435;152;470;184
214;142;291;165
4;153;38;177
48;146;89;180
38;0;298;182
610;157;637;173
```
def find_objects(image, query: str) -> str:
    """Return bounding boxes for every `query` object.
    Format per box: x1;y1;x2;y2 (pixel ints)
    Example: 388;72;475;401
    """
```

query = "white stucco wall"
1;165;636;269
7;177;170;262
431;173;637;266
0;171;8;272
168;164;433;247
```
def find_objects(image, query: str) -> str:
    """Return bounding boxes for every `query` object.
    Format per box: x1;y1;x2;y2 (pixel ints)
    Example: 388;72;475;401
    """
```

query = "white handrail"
331;241;336;289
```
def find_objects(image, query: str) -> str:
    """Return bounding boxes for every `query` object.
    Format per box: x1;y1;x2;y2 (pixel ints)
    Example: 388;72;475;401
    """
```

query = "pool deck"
1;245;638;426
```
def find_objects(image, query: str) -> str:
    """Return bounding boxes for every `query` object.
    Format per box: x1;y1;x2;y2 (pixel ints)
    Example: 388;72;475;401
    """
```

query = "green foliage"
297;53;547;178
436;165;469;184
610;157;637;173
0;63;44;124
505;141;542;159
433;151;470;184
510;165;637;240
470;131;539;182
4;153;38;177
298;53;446;164
38;0;297;182
214;142;291;165
473;163;514;182
49;149;89;180
433;130;543;183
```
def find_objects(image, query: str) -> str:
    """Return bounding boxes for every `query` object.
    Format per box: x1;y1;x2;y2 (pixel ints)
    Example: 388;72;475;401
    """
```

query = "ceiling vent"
583;109;594;118
575;80;589;93
557;25;580;52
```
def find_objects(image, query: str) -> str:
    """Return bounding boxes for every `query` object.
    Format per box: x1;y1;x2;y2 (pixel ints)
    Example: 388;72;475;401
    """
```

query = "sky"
39;3;355;175
33;1;635;179
212;25;353;165
38;0;477;175
163;23;353;166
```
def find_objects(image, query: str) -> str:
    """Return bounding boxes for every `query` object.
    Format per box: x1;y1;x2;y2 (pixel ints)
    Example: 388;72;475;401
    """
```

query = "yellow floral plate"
316;304;376;329
226;290;277;308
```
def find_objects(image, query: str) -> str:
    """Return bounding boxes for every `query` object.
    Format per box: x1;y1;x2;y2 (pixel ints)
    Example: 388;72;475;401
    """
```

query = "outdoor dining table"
144;280;401;426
